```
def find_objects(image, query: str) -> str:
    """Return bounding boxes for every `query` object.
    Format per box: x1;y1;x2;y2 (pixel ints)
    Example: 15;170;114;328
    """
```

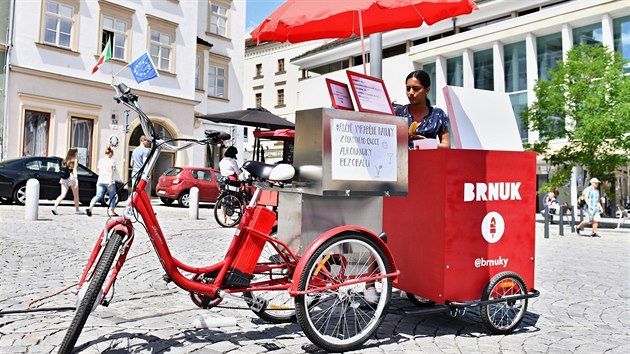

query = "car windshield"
163;167;182;176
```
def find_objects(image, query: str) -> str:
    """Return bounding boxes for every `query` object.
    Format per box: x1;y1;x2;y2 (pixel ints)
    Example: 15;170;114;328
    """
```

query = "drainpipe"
2;0;16;160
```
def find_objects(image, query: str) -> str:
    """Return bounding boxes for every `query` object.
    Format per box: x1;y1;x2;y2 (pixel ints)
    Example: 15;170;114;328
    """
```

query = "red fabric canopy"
251;0;478;44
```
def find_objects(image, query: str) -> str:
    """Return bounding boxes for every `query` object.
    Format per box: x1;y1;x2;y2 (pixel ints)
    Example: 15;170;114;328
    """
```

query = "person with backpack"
576;177;603;237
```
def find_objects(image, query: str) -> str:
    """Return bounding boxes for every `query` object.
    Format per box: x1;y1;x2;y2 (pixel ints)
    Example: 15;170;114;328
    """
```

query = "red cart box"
384;149;536;303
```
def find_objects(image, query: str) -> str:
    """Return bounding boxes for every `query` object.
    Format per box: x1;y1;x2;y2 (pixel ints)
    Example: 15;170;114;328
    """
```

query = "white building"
244;0;630;210
2;0;247;191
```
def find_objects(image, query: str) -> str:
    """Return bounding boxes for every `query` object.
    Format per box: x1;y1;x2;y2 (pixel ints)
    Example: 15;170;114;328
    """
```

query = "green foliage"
523;44;630;189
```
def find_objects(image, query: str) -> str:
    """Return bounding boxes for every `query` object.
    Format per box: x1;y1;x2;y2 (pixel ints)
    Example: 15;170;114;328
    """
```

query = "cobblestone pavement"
0;201;628;353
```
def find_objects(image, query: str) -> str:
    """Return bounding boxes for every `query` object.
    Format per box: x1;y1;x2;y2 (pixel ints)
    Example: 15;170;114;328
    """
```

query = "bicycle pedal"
162;274;172;283
249;296;268;312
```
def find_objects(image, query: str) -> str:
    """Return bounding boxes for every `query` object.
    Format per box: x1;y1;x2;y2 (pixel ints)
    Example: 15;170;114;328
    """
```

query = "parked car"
155;167;222;207
0;156;128;206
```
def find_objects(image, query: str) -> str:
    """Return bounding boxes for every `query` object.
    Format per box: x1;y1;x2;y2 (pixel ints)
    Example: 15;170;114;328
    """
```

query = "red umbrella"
251;0;478;73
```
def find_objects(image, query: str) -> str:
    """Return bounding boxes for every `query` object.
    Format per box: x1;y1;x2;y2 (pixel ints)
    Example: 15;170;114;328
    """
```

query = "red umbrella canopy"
251;0;478;44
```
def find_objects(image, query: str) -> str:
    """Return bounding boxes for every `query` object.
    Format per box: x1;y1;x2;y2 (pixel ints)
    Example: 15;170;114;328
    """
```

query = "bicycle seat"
242;161;295;182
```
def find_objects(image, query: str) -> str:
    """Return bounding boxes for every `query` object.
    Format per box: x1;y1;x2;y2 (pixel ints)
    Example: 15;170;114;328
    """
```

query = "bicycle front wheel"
295;232;392;352
214;193;243;228
58;232;124;354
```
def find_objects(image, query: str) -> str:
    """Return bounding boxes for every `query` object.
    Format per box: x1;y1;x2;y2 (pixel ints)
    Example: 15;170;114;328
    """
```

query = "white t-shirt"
219;157;240;178
97;157;117;184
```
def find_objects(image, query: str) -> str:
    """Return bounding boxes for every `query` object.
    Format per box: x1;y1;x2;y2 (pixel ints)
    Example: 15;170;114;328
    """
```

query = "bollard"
543;203;549;239
25;178;40;221
559;207;564;236
189;187;199;219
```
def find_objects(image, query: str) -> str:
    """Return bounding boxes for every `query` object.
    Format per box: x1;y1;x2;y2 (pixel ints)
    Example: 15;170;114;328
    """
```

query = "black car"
0;156;128;206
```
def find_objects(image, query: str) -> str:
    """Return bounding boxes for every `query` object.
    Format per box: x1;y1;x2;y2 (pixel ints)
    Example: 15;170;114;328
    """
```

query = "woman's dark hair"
224;146;238;158
406;70;431;107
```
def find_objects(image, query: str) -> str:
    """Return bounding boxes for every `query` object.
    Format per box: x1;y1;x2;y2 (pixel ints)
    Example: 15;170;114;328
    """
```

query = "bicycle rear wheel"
295;232;392;352
214;193;243;228
58;232;124;354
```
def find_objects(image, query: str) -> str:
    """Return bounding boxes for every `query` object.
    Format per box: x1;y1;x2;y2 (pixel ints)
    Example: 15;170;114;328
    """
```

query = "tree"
523;44;630;191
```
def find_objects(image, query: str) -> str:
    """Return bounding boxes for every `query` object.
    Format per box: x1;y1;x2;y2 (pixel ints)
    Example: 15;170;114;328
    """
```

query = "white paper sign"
330;118;397;181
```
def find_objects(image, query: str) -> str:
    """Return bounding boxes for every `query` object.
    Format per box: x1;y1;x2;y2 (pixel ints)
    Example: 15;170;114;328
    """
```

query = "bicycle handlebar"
111;83;230;152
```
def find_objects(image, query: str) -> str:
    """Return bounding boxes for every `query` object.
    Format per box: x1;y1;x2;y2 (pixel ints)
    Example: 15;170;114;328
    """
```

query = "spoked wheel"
295;232;392;352
480;271;528;334
406;292;436;307
244;230;295;323
214;193;243;228
58;232;124;353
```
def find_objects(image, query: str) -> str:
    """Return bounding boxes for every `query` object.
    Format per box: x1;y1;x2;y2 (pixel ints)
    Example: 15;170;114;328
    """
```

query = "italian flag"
91;39;112;74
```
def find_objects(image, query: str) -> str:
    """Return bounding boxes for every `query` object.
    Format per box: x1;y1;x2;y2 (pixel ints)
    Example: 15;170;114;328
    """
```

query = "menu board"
330;118;397;181
326;78;354;110
346;70;394;115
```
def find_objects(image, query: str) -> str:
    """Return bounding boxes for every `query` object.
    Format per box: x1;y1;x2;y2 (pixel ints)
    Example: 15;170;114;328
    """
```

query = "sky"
245;0;285;34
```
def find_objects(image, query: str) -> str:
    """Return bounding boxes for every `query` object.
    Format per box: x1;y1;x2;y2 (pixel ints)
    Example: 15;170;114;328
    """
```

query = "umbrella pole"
359;11;366;75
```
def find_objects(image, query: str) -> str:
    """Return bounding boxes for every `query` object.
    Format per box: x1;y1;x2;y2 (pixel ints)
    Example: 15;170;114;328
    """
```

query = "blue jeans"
89;183;117;209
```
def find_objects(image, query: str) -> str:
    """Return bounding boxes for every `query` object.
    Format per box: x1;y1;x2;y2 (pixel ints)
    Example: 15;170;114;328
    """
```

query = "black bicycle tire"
58;232;123;354
213;193;243;227
295;232;392;352
480;271;528;334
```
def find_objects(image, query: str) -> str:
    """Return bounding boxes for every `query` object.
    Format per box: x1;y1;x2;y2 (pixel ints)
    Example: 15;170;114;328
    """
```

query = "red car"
155;167;222;207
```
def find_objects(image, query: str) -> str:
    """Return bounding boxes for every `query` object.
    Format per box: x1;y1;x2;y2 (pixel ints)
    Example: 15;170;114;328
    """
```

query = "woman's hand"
408;133;425;141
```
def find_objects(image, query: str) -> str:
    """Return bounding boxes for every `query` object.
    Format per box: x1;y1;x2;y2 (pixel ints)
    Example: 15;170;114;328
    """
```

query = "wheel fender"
105;218;133;237
289;225;398;295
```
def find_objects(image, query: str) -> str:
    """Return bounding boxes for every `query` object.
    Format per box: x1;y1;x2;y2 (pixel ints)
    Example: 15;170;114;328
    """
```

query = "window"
101;16;128;60
255;93;262;107
573;23;603;46
147;15;177;73
422;62;437;105
447;56;463;87
537;32;562;81
209;1;229;37
208;54;229;99
509;92;529;142
195;53;203;90
613;15;630;74
310;60;350;75
70;117;93;168
98;1;133;61
504;41;527;92
23;110;50;157
255;63;263;78
474;49;494;90
276;89;285;107
43;0;76;48
277;58;285;73
150;30;172;71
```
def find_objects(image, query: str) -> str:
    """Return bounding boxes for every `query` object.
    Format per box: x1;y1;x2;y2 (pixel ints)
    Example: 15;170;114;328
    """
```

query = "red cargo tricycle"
384;149;540;334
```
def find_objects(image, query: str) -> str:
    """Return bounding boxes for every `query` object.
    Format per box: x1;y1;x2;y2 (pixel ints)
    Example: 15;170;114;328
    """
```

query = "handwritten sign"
346;71;394;115
330;118;397;181
326;78;354;110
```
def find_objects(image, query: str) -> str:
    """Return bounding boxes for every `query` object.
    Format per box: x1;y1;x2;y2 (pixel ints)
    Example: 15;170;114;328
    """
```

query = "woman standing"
51;148;81;215
395;70;451;149
85;147;119;217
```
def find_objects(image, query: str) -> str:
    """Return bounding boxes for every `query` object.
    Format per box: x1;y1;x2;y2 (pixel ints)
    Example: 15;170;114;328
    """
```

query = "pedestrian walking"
85;146;119;217
51;148;81;215
576;177;603;237
128;135;151;201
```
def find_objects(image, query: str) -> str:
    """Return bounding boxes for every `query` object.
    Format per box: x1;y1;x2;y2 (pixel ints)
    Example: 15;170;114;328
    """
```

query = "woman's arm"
438;129;450;149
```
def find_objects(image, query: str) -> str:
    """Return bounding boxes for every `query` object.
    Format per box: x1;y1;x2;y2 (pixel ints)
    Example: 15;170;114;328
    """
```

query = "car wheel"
160;197;175;205
13;184;27;205
0;197;13;205
101;193;119;207
178;191;190;207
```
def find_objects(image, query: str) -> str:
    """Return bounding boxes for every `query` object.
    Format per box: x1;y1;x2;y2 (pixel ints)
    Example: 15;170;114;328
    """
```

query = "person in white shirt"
85;147;118;217
128;135;151;201
219;146;240;181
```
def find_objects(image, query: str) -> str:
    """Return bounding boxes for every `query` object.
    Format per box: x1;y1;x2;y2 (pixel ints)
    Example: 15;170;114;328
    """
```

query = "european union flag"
130;52;159;84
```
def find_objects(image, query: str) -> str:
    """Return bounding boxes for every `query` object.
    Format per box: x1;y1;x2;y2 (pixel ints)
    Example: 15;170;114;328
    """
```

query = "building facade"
244;0;630;212
2;0;247;190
